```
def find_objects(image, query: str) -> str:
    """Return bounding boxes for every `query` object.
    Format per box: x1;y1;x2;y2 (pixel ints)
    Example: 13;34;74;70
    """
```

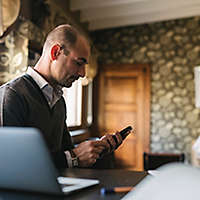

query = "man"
0;24;130;170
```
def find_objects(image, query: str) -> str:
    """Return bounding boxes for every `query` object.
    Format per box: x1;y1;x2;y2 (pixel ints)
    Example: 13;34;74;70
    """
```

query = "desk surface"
0;168;147;200
63;168;146;200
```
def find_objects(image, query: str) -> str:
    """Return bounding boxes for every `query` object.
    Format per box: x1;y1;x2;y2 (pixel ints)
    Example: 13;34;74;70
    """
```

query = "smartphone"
100;126;133;156
119;126;133;139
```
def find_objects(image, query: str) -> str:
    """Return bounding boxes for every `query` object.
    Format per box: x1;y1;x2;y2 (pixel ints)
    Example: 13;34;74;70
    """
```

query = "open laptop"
0;127;99;196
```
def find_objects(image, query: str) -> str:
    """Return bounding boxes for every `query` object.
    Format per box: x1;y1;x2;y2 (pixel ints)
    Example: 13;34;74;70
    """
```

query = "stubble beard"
60;75;80;88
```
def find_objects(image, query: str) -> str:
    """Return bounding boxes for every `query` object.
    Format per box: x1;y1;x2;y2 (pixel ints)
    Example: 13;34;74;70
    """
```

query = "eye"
74;60;84;67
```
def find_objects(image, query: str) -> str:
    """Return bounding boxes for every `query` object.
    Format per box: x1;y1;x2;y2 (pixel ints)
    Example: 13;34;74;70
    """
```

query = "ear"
51;44;61;61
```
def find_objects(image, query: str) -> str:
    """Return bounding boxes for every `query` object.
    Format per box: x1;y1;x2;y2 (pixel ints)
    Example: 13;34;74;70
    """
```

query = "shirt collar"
26;67;63;107
26;67;48;89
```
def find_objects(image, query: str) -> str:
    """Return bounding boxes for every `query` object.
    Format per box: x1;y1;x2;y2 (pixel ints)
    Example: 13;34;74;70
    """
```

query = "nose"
78;65;86;78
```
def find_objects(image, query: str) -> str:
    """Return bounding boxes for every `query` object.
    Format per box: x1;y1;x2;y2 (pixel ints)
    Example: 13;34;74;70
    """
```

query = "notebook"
0;127;99;196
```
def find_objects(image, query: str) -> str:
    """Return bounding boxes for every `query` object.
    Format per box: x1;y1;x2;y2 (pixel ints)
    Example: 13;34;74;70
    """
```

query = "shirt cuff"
64;150;73;168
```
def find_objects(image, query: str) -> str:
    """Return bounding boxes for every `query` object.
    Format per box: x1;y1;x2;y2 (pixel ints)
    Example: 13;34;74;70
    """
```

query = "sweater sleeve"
52;125;74;170
0;86;28;126
62;124;74;151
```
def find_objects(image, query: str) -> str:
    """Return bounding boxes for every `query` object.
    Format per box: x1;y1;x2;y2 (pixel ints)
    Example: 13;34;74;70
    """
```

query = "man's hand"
72;140;108;167
100;129;131;154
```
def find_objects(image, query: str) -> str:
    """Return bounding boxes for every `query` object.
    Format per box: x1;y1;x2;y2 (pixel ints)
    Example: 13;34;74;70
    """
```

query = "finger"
91;151;101;160
112;133;123;149
112;134;118;145
92;146;105;155
96;138;110;150
115;132;123;144
100;134;117;151
106;138;113;151
106;135;117;151
93;140;109;148
83;157;97;167
91;158;97;164
112;135;120;149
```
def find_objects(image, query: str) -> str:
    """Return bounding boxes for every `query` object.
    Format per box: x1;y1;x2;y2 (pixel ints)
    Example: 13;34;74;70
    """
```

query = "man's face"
51;36;90;88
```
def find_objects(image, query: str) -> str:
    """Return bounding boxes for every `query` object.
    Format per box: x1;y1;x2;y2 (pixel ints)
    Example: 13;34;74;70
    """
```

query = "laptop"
0;127;99;196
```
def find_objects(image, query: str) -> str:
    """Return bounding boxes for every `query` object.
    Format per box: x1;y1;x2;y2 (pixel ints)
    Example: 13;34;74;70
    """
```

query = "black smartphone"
119;126;133;139
99;126;133;156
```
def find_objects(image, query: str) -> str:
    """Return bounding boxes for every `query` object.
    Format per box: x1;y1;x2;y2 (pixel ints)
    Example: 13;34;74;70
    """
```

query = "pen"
100;186;134;195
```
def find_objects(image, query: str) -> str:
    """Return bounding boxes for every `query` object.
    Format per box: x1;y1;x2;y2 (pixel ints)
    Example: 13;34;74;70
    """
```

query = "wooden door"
98;64;150;170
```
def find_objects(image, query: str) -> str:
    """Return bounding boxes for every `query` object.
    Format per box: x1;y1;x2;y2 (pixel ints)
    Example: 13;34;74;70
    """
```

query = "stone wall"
0;24;28;84
91;16;200;162
0;0;88;84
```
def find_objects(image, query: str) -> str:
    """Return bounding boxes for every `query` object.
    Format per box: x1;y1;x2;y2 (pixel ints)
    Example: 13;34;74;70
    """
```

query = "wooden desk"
63;168;146;199
0;169;146;200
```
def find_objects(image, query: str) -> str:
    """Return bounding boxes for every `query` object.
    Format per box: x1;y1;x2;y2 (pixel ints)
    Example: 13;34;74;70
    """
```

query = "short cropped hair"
43;24;78;54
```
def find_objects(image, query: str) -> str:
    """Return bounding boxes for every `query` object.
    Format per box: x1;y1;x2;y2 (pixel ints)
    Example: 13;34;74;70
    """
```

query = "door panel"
105;78;137;104
98;64;150;170
116;138;137;168
104;111;136;134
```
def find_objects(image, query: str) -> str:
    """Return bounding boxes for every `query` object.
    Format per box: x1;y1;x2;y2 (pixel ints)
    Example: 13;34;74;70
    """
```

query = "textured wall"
0;0;77;84
91;16;200;162
0;28;28;84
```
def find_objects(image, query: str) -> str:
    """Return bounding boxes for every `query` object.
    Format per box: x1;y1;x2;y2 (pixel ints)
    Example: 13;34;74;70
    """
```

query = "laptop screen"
0;127;62;195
